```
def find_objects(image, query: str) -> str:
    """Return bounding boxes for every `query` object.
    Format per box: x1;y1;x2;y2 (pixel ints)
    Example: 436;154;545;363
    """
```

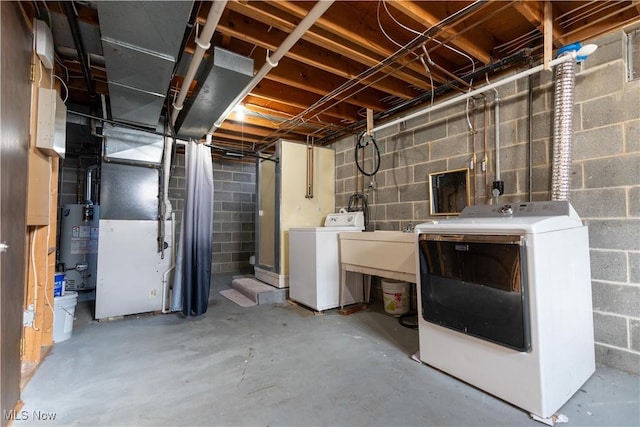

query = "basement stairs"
219;276;287;307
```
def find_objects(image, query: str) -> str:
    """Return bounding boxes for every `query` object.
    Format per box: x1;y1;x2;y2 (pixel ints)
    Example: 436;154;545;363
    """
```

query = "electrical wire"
54;75;69;103
419;46;435;108
259;1;486;151
45;162;54;318
38;61;43;87
381;0;478;129
30;228;40;331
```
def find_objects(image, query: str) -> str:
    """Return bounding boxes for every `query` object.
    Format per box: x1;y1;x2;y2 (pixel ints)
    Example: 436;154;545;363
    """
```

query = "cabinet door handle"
0;242;8;253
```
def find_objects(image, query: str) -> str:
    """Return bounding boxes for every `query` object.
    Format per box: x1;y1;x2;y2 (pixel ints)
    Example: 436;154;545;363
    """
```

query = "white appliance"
95;220;172;319
415;201;594;424
289;211;364;311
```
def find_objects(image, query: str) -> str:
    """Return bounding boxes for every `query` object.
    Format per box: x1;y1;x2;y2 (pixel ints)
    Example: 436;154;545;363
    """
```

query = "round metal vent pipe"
551;45;577;201
550;43;597;201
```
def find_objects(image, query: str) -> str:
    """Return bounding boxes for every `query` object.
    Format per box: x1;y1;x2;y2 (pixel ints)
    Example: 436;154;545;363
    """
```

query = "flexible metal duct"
551;49;577;201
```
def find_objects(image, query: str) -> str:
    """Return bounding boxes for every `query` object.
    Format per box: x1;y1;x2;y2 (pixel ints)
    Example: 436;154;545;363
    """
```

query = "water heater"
59;204;100;290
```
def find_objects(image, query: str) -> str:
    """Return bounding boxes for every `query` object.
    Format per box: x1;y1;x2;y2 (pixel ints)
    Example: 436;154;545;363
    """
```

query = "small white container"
53;291;78;342
381;280;410;316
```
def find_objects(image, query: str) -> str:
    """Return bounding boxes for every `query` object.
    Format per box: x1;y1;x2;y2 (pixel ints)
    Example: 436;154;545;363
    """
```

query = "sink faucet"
403;222;413;233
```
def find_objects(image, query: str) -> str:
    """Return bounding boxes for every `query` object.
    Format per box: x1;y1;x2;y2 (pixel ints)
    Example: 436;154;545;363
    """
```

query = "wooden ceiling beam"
387;1;492;64
558;3;640;43
269;1;441;88
216;120;304;140
512;1;567;47
253;55;391;112
243;95;349;129
226;0;435;90
218;11;421;100
243;105;345;134
251;79;362;123
225;109;331;136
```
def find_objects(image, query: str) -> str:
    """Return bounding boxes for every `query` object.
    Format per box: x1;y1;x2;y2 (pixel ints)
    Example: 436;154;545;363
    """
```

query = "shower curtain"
171;141;213;316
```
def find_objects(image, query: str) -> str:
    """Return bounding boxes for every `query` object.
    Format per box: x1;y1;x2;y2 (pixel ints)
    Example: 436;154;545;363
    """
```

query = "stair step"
231;277;287;305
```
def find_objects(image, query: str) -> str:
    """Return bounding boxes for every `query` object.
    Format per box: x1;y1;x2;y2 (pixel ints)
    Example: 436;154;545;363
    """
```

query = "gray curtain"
171;141;213;316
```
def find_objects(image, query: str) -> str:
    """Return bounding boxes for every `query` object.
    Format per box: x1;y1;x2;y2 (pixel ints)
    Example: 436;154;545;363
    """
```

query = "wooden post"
543;1;553;71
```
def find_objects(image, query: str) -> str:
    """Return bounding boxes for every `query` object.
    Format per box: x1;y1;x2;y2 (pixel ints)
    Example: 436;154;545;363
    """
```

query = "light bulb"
234;104;246;121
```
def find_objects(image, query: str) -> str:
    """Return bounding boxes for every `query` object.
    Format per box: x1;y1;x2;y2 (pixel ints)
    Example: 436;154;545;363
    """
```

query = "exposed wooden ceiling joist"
35;0;639;156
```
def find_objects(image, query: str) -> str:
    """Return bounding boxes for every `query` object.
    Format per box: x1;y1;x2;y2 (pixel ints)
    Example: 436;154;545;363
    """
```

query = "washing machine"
289;212;364;311
414;201;594;423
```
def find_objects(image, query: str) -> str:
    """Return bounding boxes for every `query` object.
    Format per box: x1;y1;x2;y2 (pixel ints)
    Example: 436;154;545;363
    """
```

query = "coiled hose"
355;132;381;177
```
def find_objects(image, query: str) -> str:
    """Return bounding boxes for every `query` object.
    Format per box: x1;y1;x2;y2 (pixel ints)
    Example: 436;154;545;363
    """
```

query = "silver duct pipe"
551;53;577;201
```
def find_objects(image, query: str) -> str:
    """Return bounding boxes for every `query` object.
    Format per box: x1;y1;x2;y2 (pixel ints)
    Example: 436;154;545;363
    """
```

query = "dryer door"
418;233;530;352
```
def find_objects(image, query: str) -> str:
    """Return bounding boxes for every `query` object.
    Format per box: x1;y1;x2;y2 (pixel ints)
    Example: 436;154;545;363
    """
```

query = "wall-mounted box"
34;19;54;69
36;87;66;158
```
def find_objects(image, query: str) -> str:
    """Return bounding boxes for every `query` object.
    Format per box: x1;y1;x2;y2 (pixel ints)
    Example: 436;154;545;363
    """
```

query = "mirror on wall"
429;168;470;216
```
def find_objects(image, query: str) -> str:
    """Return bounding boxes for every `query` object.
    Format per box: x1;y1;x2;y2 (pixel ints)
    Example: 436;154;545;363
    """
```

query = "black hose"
398;312;419;330
354;132;381;177
347;192;369;227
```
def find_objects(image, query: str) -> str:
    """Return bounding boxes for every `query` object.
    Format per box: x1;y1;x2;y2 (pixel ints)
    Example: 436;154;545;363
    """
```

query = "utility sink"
338;231;417;281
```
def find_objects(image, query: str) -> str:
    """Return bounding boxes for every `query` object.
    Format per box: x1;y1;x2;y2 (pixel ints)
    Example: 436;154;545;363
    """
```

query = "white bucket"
53;291;78;343
381;280;410;316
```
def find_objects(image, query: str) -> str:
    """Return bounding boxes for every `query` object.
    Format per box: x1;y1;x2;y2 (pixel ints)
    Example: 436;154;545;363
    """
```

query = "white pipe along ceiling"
170;0;228;127
207;0;336;135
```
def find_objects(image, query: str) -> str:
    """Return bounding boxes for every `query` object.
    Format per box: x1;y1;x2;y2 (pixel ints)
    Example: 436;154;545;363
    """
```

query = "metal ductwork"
176;47;254;140
551;47;578;201
97;1;193;127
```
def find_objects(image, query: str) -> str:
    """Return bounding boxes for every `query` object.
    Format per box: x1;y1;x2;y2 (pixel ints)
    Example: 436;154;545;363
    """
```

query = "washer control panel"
324;212;365;227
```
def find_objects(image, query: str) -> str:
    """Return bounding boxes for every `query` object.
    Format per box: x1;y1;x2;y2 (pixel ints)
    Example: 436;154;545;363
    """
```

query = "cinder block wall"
169;153;255;274
334;29;639;374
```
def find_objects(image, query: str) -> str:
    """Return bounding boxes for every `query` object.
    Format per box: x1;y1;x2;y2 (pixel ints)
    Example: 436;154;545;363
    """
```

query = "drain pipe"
161;212;176;314
208;0;335;134
528;72;534;202
491;86;502;204
170;0;227;126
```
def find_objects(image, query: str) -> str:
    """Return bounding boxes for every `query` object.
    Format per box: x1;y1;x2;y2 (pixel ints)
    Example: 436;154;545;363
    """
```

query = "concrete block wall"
168;153;255;274
334;29;639;374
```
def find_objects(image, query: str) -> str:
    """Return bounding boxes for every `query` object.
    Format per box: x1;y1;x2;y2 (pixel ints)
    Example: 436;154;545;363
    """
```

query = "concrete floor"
16;273;640;427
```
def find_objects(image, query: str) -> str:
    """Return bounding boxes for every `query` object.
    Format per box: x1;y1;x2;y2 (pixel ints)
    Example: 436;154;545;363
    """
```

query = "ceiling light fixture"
234;104;246;121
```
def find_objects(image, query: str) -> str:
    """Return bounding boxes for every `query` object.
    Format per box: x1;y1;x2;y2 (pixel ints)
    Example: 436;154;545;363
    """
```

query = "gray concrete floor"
16;273;640;427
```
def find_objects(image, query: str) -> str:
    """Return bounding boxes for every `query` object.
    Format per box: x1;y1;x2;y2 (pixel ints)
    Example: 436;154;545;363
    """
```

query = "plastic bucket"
54;272;65;297
53;291;78;343
381;279;410;316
